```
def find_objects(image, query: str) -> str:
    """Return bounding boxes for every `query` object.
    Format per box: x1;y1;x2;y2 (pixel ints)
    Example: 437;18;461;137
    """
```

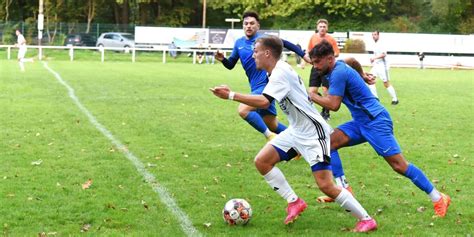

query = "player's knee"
238;109;249;118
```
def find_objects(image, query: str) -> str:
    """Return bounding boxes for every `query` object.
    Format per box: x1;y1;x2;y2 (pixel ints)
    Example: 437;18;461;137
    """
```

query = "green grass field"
0;57;473;236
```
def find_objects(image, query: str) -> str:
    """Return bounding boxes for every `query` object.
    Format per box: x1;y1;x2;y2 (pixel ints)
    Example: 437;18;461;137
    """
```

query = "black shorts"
308;66;329;88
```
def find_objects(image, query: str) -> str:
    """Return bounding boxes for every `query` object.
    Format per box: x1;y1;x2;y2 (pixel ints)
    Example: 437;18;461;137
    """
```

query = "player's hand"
363;73;376;85
370;57;375;63
215;50;225;61
209;85;231;100
303;54;312;64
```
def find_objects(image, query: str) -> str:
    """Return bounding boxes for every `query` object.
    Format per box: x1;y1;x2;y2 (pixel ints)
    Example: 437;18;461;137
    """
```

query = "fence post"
132;48;136;62
101;47;105;62
69;46;74;61
39;46;43;61
163;50;166;63
7;46;11;60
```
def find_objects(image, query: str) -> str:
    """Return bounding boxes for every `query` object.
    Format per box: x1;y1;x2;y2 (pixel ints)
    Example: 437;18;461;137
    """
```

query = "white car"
96;32;134;51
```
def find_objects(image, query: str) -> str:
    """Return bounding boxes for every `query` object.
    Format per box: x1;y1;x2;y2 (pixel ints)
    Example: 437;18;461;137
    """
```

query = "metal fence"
0;22;135;45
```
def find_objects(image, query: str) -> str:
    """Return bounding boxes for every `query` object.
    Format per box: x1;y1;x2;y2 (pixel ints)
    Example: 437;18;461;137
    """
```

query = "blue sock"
330;150;345;178
274;122;287;134
244;112;268;134
404;163;434;194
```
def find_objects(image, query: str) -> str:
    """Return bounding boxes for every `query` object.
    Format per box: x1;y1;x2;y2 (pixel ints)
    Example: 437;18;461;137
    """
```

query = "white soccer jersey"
372;40;387;65
263;60;331;165
17;34;26;46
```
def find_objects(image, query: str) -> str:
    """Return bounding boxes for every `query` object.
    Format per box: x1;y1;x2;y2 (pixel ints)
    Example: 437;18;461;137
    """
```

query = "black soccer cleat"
391;100;399;105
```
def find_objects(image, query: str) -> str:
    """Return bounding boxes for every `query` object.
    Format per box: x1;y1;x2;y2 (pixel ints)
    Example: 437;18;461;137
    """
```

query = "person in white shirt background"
369;31;399;105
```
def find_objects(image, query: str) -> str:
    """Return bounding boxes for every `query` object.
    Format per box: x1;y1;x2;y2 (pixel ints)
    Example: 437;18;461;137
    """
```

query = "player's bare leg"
254;144;306;224
313;169;377;232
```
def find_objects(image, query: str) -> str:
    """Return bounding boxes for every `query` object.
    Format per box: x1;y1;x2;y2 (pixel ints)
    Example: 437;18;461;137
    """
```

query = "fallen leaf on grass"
141;200;149;210
82;179;93;190
417;206;426;212
31;159;43;166
147;163;157;167
203;222;212;228
80;223;91;232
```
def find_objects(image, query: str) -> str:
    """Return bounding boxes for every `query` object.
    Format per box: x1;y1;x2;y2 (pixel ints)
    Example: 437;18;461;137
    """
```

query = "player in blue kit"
215;11;308;140
308;40;451;218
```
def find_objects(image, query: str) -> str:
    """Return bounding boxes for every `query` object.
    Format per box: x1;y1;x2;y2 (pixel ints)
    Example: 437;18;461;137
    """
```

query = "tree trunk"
5;0;13;22
114;2;120;25
86;0;95;33
139;2;148;25
121;0;129;26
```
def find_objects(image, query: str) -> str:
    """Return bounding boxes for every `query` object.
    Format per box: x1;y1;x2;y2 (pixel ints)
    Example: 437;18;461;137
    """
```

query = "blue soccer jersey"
225;33;268;91
327;61;385;123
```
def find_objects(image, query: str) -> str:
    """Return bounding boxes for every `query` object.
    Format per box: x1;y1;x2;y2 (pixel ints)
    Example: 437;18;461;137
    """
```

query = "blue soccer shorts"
251;85;277;116
337;110;401;157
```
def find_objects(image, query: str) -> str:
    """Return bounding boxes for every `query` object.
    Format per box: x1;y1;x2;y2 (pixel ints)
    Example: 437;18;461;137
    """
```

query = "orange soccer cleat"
433;193;451;217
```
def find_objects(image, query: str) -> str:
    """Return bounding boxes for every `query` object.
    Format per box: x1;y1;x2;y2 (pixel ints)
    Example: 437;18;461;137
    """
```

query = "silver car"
96;32;134;51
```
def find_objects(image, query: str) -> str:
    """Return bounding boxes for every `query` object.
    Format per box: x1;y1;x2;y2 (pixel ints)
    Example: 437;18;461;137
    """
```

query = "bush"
343;39;366;53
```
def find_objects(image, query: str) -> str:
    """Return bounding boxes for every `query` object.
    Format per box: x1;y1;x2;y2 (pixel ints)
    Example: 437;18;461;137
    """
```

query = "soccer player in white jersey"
15;29;33;72
210;36;377;232
369;31;398;105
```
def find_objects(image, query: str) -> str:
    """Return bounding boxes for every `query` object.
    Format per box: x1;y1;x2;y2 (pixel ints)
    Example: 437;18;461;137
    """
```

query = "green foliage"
381;16;420;33
343;39;366;53
1;22;19;44
0;0;473;33
458;16;474;34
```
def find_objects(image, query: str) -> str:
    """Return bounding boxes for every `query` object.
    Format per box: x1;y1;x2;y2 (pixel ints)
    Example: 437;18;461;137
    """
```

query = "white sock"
263;129;273;138
19;62;25;71
335;175;349;188
386;85;398;101
335;188;371;220
429;188;442;202
263;167;298;203
368;84;378;98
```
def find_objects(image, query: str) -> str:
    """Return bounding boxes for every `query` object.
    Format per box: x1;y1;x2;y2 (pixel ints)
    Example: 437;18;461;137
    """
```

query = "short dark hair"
309;40;334;59
243;11;259;22
255;36;282;59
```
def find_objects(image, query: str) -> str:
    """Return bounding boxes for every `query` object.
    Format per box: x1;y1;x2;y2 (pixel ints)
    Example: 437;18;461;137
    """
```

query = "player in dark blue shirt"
308;40;451;218
215;11;307;140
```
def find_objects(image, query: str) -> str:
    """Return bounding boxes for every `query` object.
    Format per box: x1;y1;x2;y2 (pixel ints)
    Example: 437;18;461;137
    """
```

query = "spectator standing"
205;45;215;64
169;41;177;59
306;19;340;120
417;52;425;69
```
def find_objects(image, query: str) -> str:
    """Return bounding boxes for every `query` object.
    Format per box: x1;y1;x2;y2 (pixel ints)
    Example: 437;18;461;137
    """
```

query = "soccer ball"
222;198;252;225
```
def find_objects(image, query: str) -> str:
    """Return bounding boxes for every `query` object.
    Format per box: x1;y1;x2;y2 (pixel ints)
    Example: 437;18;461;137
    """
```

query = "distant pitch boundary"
42;62;201;237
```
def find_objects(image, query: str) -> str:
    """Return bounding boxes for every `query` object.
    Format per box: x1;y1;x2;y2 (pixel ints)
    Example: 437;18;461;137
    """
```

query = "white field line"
42;62;201;237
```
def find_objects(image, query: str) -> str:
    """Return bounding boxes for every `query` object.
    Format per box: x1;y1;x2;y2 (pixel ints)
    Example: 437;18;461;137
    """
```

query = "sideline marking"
43;62;201;237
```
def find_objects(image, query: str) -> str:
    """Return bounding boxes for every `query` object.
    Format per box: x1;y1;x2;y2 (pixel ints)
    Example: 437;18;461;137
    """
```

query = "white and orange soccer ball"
222;198;252;225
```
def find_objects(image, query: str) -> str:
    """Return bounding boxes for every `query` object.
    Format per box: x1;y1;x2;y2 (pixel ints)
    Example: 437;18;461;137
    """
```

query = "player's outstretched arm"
309;93;343;111
282;39;305;58
210;85;270;109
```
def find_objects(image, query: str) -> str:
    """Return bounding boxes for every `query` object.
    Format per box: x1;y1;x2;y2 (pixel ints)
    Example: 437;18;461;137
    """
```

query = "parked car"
96;32;134;51
64;33;96;47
